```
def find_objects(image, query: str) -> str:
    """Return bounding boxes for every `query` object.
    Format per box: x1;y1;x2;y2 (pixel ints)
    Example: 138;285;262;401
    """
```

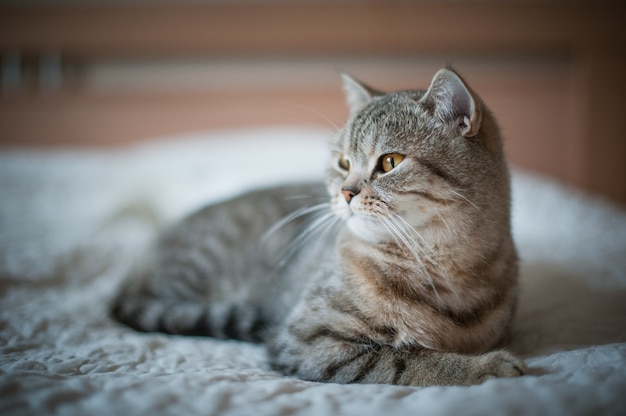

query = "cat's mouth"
332;193;401;243
346;215;388;243
331;194;353;220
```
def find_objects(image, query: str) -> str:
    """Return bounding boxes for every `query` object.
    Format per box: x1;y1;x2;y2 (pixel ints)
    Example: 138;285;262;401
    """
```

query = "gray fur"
112;68;526;386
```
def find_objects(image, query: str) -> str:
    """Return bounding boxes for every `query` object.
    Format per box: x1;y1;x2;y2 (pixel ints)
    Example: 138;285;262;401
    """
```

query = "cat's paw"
472;350;527;383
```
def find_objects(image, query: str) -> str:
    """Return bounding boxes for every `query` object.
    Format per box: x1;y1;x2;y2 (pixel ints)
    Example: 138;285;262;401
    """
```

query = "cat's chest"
334;243;458;349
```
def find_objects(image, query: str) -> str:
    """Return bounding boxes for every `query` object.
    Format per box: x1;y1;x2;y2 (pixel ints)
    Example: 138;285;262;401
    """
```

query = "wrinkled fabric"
1;127;625;416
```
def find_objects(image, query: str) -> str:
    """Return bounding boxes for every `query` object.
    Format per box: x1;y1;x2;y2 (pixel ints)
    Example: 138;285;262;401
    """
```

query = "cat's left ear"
420;68;482;137
341;74;381;114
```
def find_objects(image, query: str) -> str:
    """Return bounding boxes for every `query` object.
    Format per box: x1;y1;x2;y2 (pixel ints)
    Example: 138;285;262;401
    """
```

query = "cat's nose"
341;187;360;203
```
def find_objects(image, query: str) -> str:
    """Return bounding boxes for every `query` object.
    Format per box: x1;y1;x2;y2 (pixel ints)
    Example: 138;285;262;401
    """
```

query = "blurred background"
0;0;624;205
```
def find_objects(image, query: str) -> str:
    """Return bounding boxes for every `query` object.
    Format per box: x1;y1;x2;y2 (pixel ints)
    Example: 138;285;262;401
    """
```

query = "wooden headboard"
1;1;625;205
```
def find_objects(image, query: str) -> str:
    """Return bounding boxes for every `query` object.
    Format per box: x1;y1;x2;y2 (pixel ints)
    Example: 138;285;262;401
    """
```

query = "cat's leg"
110;248;269;341
270;338;524;386
267;305;526;386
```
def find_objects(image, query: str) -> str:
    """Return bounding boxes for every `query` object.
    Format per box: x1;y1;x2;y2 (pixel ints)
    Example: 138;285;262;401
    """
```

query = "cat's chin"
346;216;388;244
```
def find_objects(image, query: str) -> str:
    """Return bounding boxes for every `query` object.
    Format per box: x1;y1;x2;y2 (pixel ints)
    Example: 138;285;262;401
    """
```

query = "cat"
112;67;527;386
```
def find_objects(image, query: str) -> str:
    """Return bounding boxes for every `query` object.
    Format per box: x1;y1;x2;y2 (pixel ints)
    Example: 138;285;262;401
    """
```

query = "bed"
1;126;625;415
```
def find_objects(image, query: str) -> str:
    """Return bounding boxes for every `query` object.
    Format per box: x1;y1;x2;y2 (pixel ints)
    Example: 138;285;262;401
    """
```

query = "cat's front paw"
472;350;527;384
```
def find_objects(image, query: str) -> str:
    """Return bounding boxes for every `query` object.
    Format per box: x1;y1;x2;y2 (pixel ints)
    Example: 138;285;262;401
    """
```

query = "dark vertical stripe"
248;313;268;342
223;306;240;339
189;309;211;336
157;312;169;333
392;358;407;385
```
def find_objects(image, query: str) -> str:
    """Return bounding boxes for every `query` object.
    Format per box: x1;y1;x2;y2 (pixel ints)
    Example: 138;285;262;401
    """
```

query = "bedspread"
1;127;625;416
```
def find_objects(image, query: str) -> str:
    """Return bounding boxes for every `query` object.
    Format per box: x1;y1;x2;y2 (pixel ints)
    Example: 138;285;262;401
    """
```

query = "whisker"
389;214;430;251
275;211;338;268
449;189;480;212
374;213;443;307
283;211;334;253
389;214;442;269
377;214;425;269
435;212;454;235
284;193;326;201
267;100;341;133
261;202;331;242
390;213;458;298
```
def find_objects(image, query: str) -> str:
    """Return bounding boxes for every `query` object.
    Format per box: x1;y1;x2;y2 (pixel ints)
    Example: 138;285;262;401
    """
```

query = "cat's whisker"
276;214;338;268
381;216;425;266
435;213;454;236
389;214;437;258
262;202;331;243
390;214;459;298
387;215;444;275
448;189;480;212
381;214;444;303
373;213;444;306
284;194;326;201
268;100;341;133
275;210;338;268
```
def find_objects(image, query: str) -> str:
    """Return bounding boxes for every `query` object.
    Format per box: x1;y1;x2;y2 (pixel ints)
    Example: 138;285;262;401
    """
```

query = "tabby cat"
112;68;526;386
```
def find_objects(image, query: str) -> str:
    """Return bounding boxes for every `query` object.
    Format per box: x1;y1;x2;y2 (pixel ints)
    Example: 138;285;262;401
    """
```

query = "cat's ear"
341;74;380;114
420;68;482;137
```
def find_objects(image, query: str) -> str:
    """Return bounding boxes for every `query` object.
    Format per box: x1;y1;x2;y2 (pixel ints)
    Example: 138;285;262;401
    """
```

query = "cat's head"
326;68;510;243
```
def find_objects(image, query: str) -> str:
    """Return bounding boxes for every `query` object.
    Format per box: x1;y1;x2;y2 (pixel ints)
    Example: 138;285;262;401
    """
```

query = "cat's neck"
336;223;486;283
337;227;437;272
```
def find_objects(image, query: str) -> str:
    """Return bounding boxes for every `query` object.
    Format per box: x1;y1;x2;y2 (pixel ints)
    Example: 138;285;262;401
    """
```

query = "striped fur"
112;68;526;386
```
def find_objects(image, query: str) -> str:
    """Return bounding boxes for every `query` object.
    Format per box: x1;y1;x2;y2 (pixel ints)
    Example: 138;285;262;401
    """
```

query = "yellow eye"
338;154;350;171
380;153;404;173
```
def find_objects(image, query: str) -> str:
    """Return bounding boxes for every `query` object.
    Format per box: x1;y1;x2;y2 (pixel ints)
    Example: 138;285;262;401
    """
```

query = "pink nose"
341;187;359;203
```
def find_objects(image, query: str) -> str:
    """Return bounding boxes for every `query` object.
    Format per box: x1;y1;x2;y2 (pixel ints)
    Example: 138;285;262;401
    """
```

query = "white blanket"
1;127;625;416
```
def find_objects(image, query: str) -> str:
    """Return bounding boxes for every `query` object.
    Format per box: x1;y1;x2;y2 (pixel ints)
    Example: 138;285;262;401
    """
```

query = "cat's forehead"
340;90;430;157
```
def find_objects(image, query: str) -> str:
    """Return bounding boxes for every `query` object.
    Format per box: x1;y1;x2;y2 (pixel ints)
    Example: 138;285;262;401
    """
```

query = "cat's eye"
380;153;404;173
338;154;350;171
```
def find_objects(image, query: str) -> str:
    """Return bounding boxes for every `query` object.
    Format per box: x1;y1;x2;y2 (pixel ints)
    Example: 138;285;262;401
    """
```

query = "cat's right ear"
341;74;379;114
420;68;482;137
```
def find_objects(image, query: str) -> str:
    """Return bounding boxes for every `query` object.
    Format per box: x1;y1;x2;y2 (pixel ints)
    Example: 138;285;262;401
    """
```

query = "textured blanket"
1;127;625;416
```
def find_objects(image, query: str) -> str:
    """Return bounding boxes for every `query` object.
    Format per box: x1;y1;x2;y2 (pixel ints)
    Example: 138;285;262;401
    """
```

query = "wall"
1;1;625;204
